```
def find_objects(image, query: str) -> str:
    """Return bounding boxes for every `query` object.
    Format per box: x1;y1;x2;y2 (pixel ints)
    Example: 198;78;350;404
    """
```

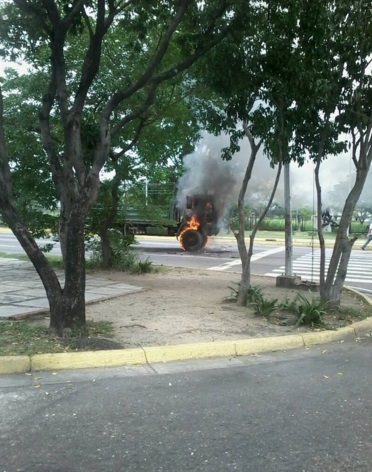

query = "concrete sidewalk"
0;257;141;320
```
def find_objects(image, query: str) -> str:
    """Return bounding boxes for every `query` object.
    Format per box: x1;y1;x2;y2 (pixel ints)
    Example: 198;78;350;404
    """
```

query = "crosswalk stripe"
265;249;372;285
208;246;285;271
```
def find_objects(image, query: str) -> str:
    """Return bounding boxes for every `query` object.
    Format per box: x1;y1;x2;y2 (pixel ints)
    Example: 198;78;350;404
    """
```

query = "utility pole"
284;162;293;276
276;162;301;288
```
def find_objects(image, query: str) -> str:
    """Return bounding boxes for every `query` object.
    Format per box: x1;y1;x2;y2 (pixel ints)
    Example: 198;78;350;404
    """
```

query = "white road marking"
265;249;372;285
208;246;285;271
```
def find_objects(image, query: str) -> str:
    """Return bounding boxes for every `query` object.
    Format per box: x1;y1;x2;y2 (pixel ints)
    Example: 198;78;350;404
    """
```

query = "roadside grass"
0;320;115;356
0;252;30;260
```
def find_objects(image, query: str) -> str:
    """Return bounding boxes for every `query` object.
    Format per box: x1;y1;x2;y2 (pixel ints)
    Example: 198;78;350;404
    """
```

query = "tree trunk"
58;204;69;264
234;125;261;306
100;228;113;268
0;198;64;321
324;144;372;306
237;234;253;305
49;205;87;335
236;153;282;306
324;181;367;305
1;195;89;336
95;171;121;269
314;156;326;298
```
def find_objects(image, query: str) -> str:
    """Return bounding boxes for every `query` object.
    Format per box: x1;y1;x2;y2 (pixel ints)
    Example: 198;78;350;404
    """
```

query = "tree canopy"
0;0;248;335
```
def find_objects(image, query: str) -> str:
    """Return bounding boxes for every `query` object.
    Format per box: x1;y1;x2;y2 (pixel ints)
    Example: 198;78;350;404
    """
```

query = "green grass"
0;252;30;260
0;320;115;356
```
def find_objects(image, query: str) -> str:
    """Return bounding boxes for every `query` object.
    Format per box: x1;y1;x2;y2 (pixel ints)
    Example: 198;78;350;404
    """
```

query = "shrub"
292;293;329;327
87;230;157;273
246;286;278;317
251;297;278;317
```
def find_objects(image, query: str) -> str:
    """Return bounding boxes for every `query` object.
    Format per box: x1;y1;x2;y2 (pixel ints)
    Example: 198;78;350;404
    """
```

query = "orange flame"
179;215;200;250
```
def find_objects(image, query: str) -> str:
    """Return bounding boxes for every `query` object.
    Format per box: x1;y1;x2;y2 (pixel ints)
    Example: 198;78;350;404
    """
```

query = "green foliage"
278;297;298;314
133;258;156;275
278;292;328;322
225;283;280;317
251;296;278;317
227;283;332;327
246;285;277;317
350;222;369;234
290;293;329;327
88;230;157;273
246;285;264;305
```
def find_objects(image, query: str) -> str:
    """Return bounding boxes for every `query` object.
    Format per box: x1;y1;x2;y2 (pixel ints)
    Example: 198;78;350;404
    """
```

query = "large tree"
190;0;303;305
192;0;371;307
0;0;247;335
290;0;372;304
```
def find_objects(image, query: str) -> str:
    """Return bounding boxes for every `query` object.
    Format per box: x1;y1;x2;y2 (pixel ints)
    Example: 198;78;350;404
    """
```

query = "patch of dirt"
60;338;124;351
83;267;370;349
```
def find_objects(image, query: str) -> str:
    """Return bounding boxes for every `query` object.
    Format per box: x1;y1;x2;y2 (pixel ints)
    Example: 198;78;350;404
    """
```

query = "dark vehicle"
118;182;180;236
176;194;220;251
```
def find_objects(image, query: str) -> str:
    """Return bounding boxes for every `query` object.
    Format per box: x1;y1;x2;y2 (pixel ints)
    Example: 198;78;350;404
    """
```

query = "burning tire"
200;233;208;249
180;229;204;252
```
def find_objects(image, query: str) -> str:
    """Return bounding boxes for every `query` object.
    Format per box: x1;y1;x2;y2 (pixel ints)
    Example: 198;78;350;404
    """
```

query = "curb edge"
1;288;371;375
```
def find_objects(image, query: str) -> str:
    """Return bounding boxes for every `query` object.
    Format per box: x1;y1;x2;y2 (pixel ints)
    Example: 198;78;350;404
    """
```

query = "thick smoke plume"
176;132;281;222
176;131;366;222
176;138;247;221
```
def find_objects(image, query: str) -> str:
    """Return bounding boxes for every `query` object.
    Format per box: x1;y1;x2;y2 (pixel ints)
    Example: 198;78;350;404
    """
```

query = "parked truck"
176;194;220;251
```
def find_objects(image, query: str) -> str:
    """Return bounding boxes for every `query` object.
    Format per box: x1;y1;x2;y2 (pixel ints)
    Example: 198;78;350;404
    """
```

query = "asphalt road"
0;232;62;256
1;233;372;294
1;338;372;471
134;237;372;295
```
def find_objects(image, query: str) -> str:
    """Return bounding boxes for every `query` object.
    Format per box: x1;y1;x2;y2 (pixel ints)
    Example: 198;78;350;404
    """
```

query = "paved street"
1;338;371;471
264;248;372;294
0;257;141;319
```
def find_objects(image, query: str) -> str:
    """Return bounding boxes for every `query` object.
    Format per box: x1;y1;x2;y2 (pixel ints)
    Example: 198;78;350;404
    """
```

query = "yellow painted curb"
144;341;236;364
301;327;356;346
31;348;146;371
2;318;372;375
235;335;304;356
0;355;30;374
351;318;372;336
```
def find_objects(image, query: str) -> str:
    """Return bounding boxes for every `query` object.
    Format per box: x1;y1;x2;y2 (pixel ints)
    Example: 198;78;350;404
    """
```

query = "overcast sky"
179;131;362;214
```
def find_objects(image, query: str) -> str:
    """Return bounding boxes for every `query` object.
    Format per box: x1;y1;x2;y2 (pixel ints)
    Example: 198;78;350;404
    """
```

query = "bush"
87;230;156;273
292;293;329;327
246;286;278;317
226;284;331;328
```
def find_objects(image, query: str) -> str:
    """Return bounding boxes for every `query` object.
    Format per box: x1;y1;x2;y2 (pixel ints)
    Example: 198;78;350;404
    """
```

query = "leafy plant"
225;282;241;302
225;283;278;316
225;284;266;305
293;293;329;327
246;286;265;305
132;258;157;274
278;297;298;314
87;230;156;273
251;297;278;317
245;286;278;317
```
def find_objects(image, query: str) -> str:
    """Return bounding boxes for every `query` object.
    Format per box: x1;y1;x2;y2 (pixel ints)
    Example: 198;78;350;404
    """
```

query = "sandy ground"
85;267;366;349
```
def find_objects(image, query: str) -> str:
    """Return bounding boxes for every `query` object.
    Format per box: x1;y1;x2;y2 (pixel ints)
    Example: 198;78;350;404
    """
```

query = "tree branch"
103;0;189;117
